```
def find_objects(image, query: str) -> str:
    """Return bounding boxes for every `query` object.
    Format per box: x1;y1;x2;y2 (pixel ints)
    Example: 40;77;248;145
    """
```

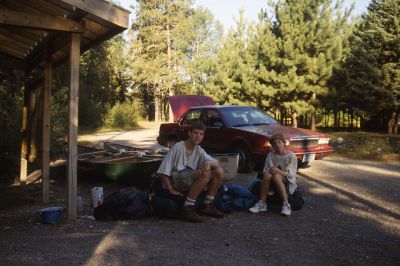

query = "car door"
201;109;227;153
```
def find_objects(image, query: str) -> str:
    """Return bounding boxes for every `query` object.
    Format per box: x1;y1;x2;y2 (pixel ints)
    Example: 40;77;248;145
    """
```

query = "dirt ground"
0;128;399;265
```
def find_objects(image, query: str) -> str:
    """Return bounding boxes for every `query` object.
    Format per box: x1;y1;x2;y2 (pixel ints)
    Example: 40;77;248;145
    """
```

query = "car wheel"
297;160;310;169
233;144;254;173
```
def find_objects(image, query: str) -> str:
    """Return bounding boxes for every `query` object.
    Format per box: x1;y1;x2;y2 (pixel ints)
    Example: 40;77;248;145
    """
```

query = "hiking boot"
281;202;291;216
198;203;224;218
179;205;204;223
249;200;267;213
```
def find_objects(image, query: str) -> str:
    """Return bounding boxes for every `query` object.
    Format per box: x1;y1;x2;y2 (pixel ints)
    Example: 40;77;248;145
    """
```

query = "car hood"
168;95;215;122
237;124;323;138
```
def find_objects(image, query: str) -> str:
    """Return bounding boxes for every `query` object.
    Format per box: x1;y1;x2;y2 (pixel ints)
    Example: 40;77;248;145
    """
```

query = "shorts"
171;169;197;192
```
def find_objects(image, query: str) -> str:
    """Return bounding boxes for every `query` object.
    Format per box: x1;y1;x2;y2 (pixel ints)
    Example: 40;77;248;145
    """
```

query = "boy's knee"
213;167;224;180
198;174;211;183
263;173;272;182
272;173;283;181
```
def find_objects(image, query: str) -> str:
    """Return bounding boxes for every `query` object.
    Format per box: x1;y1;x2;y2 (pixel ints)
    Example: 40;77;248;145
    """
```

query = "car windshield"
221;107;279;127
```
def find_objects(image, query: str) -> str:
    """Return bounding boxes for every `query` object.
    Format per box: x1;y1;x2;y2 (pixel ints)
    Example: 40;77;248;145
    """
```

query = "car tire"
233;144;254;173
297;160;310;169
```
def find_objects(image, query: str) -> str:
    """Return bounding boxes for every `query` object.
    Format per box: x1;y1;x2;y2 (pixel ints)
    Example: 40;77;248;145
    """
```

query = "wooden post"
19;85;29;184
67;33;80;220
41;44;52;203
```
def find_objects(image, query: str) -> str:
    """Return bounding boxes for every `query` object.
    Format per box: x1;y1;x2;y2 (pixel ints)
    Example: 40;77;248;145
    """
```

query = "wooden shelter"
0;0;129;219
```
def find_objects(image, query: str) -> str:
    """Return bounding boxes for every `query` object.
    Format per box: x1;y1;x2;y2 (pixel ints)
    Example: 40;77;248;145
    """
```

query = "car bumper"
251;147;334;171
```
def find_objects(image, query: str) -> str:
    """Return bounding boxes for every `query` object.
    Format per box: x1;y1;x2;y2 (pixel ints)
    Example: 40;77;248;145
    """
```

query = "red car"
157;95;333;172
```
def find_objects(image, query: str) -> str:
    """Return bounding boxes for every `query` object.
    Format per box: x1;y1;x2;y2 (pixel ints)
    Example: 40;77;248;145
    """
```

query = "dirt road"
78;124;164;150
0;128;399;265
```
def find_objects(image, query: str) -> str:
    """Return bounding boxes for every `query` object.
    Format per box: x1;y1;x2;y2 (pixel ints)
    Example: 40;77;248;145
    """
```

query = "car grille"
290;138;319;148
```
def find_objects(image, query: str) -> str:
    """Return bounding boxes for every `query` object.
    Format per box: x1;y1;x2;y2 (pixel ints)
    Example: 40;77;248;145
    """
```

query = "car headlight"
263;141;272;148
318;137;330;144
263;140;290;148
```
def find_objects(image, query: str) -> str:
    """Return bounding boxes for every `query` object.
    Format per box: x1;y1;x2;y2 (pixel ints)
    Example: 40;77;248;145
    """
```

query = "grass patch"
326;131;400;162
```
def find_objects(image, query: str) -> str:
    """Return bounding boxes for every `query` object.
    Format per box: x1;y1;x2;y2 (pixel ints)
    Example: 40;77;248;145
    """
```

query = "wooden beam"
60;0;129;29
0;28;38;47
0;34;32;51
0;9;85;33
41;44;52;203
0;44;25;59
67;33;80;220
19;84;29;184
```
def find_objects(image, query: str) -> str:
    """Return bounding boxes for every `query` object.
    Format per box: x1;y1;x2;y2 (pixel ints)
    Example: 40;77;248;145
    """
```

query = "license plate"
302;153;316;162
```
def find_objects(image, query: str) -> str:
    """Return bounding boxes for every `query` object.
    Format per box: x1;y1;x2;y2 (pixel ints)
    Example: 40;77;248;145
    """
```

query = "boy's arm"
284;154;298;182
158;173;184;196
208;159;219;169
270;154;297;181
262;153;273;175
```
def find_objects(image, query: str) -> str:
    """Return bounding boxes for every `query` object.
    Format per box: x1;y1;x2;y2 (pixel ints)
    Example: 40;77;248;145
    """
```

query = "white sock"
204;195;214;204
184;197;196;206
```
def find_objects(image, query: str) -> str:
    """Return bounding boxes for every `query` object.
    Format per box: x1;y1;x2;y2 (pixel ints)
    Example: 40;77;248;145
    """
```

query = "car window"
248;109;278;125
203;110;224;128
181;109;202;125
221;107;279;126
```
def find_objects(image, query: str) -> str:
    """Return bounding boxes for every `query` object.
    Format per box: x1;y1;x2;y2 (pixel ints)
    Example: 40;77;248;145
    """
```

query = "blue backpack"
213;184;256;213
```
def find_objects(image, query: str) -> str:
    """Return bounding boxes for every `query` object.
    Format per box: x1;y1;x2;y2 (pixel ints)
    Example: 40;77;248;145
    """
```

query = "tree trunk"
310;93;316;131
280;107;284;125
388;112;396;134
333;110;338;128
350;109;354;128
291;111;298;128
154;86;161;122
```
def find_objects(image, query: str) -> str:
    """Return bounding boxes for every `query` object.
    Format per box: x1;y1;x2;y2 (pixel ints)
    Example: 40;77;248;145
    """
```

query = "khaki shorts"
171;169;196;192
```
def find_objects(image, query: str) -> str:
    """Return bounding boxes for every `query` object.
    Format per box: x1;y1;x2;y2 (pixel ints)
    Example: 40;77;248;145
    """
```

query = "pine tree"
186;7;223;94
272;0;352;129
344;0;400;133
205;9;256;105
129;0;196;121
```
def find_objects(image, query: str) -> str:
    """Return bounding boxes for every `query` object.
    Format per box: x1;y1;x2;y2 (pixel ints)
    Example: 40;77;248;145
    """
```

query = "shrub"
103;100;144;129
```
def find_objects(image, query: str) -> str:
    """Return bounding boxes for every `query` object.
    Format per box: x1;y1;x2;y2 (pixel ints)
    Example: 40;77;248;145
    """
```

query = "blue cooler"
41;207;63;224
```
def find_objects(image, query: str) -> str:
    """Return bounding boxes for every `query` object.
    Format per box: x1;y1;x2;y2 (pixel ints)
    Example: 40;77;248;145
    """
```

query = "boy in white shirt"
157;120;224;222
249;132;297;216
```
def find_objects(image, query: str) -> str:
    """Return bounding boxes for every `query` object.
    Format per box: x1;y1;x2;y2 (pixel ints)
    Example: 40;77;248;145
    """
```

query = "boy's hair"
189;120;206;132
269;132;286;145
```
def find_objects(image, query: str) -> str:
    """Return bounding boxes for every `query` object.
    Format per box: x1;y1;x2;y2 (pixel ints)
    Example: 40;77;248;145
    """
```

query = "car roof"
190;105;254;109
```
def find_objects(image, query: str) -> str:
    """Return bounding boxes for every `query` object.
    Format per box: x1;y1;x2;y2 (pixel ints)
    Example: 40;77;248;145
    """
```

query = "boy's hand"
199;167;212;178
199;161;212;178
270;166;285;176
169;188;184;197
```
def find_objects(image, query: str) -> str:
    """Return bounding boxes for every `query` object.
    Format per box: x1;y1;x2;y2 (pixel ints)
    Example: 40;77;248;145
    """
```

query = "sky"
118;0;371;31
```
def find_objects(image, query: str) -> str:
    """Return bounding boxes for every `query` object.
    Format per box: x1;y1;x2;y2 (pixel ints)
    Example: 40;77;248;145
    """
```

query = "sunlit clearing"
305;174;400;234
323;159;400;178
85;225;144;266
336;204;400;234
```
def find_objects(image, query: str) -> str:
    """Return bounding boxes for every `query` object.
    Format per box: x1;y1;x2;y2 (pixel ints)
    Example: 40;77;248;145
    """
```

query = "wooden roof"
0;0;129;72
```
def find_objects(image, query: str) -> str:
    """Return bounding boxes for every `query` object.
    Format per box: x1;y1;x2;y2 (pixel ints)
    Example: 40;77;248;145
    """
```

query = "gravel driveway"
0;128;399;265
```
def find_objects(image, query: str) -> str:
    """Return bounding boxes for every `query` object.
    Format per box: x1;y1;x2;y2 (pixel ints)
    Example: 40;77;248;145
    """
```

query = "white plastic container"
91;187;104;208
211;153;239;181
